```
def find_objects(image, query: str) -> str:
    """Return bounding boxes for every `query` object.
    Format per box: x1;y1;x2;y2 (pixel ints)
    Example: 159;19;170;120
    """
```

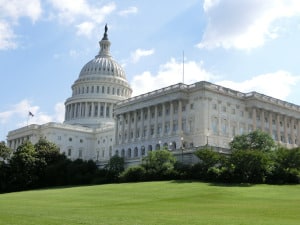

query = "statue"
105;24;108;34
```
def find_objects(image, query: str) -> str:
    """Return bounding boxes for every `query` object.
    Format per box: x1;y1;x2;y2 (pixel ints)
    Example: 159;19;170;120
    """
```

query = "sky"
1;0;300;141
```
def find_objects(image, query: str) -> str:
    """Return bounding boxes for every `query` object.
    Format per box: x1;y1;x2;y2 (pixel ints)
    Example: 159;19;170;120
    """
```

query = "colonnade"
115;99;187;145
251;107;300;145
65;101;114;121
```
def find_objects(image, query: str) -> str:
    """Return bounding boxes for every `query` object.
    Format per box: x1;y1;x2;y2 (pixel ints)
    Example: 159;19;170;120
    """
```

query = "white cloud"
118;6;138;16
48;0;116;37
76;21;95;37
130;58;213;96
0;99;64;128
198;0;300;50
131;48;155;63
0;0;42;23
0;0;42;50
217;71;300;100
0;21;17;50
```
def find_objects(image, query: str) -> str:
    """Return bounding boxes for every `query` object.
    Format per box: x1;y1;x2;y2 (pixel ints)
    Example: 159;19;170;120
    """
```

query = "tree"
105;155;125;181
193;147;226;181
230;149;271;183
230;130;276;152
34;138;61;164
142;149;176;179
268;147;300;184
0;141;12;161
9;141;44;190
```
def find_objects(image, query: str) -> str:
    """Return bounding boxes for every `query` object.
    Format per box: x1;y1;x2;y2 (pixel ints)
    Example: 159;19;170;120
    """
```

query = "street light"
181;137;184;163
169;142;172;151
206;130;210;146
158;140;161;150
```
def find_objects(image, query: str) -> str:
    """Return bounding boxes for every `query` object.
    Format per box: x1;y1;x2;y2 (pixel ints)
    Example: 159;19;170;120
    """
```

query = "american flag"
29;111;34;117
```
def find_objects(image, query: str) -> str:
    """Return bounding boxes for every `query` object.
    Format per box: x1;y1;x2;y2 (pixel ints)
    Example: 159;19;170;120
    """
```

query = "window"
212;118;218;135
150;125;154;135
190;103;194;110
80;139;83;143
78;149;82;158
68;149;72;156
69;137;72;142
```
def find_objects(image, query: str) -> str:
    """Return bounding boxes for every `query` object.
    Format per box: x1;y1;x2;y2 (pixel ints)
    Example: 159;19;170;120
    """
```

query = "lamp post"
158;140;161;150
181;137;184;163
169;142;172;151
206;130;210;146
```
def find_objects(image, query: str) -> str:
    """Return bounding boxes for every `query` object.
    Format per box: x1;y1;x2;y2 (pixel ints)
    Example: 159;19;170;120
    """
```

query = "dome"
64;24;132;128
79;57;126;79
78;25;126;79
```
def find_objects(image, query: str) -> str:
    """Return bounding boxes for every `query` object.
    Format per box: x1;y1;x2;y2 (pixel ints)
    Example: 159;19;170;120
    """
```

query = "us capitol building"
7;26;300;166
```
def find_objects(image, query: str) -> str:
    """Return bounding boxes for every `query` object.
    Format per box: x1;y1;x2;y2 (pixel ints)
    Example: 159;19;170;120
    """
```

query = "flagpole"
182;50;185;84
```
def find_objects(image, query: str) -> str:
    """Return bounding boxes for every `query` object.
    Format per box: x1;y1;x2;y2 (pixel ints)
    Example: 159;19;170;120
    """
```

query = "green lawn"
0;181;299;225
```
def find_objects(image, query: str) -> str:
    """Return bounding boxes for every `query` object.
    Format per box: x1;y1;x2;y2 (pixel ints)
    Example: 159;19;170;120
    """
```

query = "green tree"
230;149;271;183
0;141;12;161
10;141;44;190
193;147;226;181
230;130;276;152
142;149;176;179
120;166;146;182
269;147;300;183
34;138;61;164
105;155;125;181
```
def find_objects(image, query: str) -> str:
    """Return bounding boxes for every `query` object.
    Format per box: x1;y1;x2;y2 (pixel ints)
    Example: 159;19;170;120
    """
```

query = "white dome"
64;25;132;128
79;57;126;79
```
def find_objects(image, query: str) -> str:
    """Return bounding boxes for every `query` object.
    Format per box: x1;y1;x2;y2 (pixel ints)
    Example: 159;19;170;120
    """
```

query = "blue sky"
1;0;300;141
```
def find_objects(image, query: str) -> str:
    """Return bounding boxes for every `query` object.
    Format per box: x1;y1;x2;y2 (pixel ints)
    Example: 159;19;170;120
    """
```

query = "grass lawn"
0;181;299;225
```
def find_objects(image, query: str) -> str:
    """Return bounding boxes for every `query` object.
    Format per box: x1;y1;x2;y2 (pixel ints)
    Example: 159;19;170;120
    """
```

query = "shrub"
120;166;146;182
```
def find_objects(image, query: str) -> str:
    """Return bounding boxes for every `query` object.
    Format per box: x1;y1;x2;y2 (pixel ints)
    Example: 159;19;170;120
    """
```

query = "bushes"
120;166;146;182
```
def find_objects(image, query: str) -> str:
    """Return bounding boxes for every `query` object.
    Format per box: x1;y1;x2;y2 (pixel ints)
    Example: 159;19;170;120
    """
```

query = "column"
91;102;95;117
276;114;280;142
121;114;125;144
110;104;114;118
85;102;88;117
127;112;131;142
140;108;144;139
178;100;182;134
291;118;295;146
162;103;166;136
261;109;265;132
133;110;137;139
252;107;257;130
154;105;158;137
104;102;107;118
170;102;174;135
97;102;101;117
115;115;119;144
284;116;288;144
147;107;151;139
269;112;273;137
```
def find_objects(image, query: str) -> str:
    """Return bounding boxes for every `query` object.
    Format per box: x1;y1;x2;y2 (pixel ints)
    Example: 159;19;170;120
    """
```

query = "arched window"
148;145;152;151
121;149;125;157
127;148;132;158
134;147;138;157
141;146;145;156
